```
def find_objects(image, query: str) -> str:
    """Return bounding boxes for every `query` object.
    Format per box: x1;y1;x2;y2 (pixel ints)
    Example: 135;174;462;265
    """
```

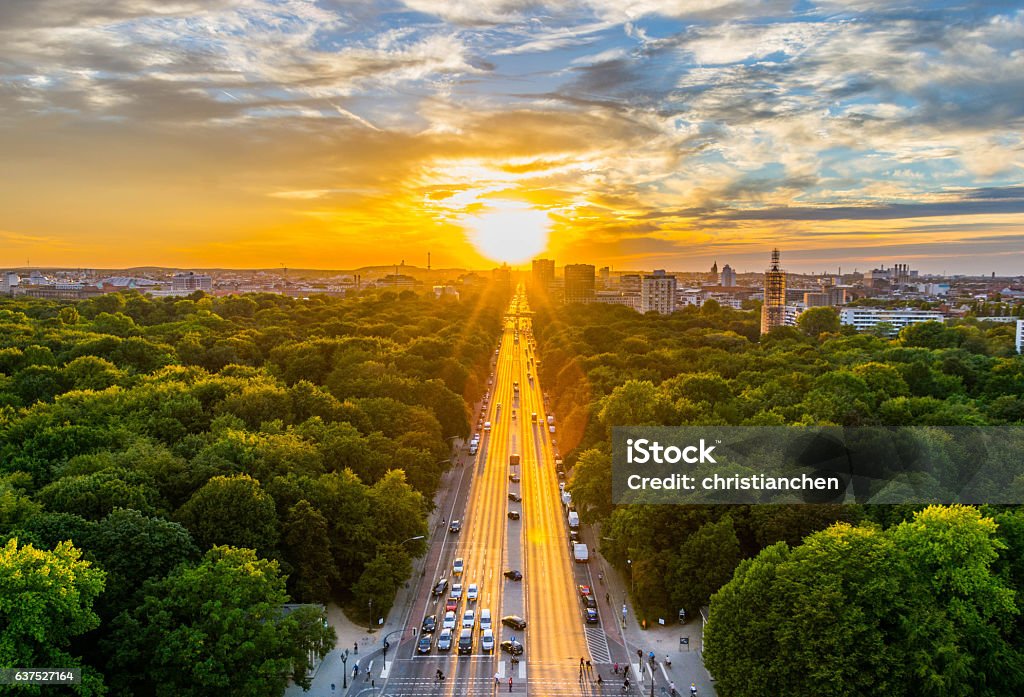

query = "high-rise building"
720;264;736;287
531;258;554;291
1015;319;1023;354
620;274;641;295
172;272;212;292
598;266;611;289
563;264;596;305
760;249;787;335
641;269;677;314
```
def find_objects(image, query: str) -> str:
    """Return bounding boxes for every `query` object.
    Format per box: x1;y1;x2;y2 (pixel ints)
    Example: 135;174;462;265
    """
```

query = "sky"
0;0;1023;274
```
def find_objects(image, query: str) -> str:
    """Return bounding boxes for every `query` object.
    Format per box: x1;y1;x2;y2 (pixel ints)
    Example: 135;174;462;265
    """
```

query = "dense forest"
0;287;505;696
533;299;1024;696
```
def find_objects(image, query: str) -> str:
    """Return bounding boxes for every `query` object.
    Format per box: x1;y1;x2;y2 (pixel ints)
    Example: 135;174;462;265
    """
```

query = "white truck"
573;543;589;563
568;511;579;529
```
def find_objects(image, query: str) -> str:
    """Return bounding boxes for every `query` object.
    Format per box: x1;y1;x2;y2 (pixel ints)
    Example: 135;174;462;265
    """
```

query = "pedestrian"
509;676;513;692
495;672;500;686
597;674;604;687
581;657;585;667
354;641;358;654
586;659;592;671
606;592;611;605
614;662;619;675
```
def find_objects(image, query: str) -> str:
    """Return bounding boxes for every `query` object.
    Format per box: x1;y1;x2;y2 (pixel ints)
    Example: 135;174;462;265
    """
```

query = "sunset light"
464;202;550;265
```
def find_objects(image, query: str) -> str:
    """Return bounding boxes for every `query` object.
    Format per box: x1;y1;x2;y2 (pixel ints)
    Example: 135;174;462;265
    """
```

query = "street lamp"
626;559;635;596
401;535;425;545
341;648;350;689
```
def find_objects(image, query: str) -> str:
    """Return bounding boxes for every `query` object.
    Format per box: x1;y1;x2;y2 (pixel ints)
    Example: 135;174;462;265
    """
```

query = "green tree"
282;500;336;603
0;539;106;696
567;448;613;523
106;546;335;696
668;516;742;613
351;544;413;622
798;306;841;338
175;474;279;556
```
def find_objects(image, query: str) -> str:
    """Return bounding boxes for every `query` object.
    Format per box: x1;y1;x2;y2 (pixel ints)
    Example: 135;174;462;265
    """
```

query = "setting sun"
464;202;550;264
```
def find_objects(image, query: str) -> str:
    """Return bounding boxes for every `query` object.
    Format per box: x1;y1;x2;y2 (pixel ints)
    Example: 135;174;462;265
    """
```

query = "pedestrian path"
382;676;617;695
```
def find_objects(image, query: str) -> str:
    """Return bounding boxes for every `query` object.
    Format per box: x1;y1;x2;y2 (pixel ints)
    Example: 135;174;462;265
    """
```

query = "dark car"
508;492;522;502
417;634;433;653
585;607;599;624
422;615;437;633
507;510;520;520
502;615;527;630
509;473;520;483
569;530;580;542
449;519;461;533
503;570;522;581
583;596;597;609
433;578;448;596
500;639;524;656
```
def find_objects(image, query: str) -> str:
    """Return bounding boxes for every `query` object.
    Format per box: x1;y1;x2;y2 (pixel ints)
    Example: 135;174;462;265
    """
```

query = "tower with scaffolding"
760;248;787;336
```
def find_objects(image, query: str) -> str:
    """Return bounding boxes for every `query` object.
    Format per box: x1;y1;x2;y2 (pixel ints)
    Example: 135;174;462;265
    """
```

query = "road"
379;288;613;696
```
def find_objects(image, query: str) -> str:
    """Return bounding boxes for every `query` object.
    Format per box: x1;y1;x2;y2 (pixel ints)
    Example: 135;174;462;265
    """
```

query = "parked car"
585;607;599;624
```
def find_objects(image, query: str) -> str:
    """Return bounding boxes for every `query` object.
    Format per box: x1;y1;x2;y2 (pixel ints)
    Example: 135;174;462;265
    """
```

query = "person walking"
614;662;619;675
495;672;500;687
508;676;513;692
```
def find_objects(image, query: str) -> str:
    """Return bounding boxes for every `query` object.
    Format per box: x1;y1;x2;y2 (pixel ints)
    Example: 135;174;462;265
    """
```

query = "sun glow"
463;201;550;264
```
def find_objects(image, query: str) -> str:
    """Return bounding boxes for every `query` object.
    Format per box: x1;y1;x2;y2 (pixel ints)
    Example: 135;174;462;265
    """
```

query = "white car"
481;628;495;653
442;611;457;630
462;609;475;628
453;558;464;575
467;583;479;601
451;583;463;599
484;421;491;431
480;608;492;630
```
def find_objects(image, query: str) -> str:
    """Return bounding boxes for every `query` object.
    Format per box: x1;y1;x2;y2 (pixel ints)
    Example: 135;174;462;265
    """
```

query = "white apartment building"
641;270;677;314
1017;319;1023;354
839;307;945;335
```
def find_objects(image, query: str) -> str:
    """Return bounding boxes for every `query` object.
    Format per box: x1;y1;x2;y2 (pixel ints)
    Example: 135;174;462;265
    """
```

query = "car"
549;425;556;433
480;608;492;630
422;615;437;633
509;473;520;483
585;607;599;624
559;482;566;491
500;639;524;656
445;597;458;613
484;421;491;431
583;596;597;609
442;611;457;630
469;443;478;455
462;609;475;628
531;412;538;422
557;469;565;479
417;634;432;654
578;585;591;597
433;578;448;596
453;558;464;575
450;583;463;599
508;492;521;502
569;529;580;542
507;510;520;520
512;409;516;419
467;583;478;601
449;520;461;533
504;569;522;581
501;615;527;630
458;628;473;655
437;628;453;651
481;628;495;653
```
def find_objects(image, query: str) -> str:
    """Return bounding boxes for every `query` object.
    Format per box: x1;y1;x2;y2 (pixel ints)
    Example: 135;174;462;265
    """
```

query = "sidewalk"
584;524;717;697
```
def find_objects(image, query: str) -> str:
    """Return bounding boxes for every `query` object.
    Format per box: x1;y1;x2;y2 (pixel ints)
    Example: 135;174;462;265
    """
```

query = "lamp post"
341;648;349;689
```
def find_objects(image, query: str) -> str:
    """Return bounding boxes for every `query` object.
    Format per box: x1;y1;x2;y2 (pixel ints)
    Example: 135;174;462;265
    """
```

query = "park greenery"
533;299;1024;695
0;286;504;695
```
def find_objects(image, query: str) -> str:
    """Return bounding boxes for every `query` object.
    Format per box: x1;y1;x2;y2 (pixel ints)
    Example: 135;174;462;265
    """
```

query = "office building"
563;264;596;304
1017;319;1023;354
720;264;736;287
641;270;677;314
172;272;213;292
620;274;641;295
595;291;642;311
839;308;945;336
532;258;554;291
760;249;787;335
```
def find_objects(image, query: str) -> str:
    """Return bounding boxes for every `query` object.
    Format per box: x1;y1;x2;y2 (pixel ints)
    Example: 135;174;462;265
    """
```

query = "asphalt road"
379;288;611;696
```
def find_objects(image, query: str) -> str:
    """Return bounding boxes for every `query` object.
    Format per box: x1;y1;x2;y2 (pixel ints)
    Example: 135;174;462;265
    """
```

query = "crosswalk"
584;626;612;663
382;677;612;695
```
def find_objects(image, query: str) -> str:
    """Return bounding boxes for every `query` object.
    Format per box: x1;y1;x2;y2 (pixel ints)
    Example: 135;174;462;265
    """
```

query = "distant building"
172;272;213;292
0;272;19;295
641;269;677;314
1017;319;1024;354
492;265;512;293
380;273;418;289
804;284;848;307
760;249;787;335
839;307;945;336
563;264;595;305
433;285;459;299
531;258;554;290
709;261;719;284
720;264;736;287
619;274;642;295
594;291;641;311
598;266;611;289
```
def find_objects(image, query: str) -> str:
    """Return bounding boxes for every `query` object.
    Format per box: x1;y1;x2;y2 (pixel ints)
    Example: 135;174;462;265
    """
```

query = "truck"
509;453;520;467
568;511;579;529
573;543;589;563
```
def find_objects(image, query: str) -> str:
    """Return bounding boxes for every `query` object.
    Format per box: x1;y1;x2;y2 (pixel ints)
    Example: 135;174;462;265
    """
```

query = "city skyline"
1;1;1023;273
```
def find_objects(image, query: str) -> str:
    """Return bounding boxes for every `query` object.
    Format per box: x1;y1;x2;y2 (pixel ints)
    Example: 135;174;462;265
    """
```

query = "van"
458;628;473;655
480;608;492;630
568;511;579;529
